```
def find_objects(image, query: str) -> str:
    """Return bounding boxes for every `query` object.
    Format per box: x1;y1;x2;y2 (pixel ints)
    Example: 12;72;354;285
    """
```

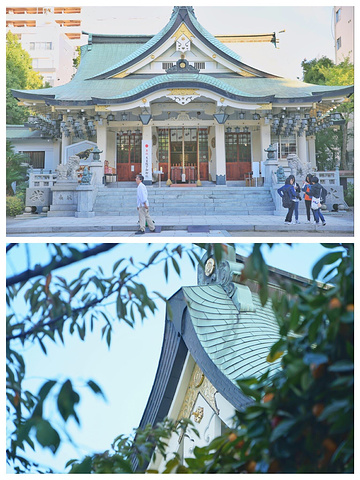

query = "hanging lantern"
238;111;245;120
253;113;260;120
226;127;232;133
121;113;128;121
235;126;240;133
107;113;115;122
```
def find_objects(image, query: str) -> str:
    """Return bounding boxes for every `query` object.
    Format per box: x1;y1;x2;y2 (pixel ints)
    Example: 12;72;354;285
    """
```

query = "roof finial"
170;6;196;20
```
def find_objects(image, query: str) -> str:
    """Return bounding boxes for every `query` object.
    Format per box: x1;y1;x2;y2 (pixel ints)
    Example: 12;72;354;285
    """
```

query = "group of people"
277;174;328;226
134;172;328;234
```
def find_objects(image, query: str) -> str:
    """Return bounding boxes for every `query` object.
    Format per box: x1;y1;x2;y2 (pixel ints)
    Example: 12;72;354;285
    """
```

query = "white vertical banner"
260;161;266;177
142;140;152;183
252;162;260;178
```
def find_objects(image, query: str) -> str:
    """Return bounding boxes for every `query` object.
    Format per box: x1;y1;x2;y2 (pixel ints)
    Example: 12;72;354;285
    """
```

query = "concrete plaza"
6;209;354;238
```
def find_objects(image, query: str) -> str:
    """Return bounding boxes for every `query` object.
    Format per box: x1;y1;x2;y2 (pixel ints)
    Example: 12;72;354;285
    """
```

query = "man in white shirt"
135;174;156;234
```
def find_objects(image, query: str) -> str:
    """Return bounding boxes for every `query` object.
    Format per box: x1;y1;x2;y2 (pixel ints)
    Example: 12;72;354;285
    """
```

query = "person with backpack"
302;173;314;223
277;176;297;225
309;176;327;226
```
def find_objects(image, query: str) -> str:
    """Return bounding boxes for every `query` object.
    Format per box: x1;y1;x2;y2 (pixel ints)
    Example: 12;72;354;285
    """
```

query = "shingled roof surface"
11;6;353;105
183;284;281;384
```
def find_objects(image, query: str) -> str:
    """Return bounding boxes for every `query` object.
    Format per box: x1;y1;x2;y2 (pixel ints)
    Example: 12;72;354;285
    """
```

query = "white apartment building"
334;6;354;64
6;6;84;86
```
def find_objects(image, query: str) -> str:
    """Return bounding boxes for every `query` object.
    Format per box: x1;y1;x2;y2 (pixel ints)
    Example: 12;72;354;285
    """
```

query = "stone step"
93;185;275;216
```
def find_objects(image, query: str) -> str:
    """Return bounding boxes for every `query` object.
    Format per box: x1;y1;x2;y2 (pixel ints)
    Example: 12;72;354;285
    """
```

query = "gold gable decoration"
177;364;219;424
237;69;256;78
172;23;195;42
112;70;130;79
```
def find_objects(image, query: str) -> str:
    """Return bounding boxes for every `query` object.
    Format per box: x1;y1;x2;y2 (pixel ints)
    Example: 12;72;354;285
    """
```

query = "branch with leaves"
6;243;209;473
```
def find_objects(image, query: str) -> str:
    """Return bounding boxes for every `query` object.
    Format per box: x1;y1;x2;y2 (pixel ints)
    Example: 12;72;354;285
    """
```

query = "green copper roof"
87;14;178;80
182;285;281;385
15;74;352;105
11;6;353;106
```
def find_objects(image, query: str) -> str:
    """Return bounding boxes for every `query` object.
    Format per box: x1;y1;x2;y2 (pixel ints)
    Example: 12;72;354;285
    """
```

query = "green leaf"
312;251;343;280
87;380;106;400
57;379;80;424
37;380;57;402
171;257;181;276
35;419;60;453
270;418;297;442
237;380;261;402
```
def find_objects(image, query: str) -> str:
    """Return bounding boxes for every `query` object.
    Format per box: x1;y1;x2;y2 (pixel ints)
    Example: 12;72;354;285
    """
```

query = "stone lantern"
92;146;103;162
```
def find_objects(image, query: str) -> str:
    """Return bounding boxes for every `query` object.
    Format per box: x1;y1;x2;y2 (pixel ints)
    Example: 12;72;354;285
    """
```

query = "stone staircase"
93;184;275;216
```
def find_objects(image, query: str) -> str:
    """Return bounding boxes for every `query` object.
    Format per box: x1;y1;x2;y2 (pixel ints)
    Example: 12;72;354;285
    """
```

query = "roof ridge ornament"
197;247;255;312
171;6;197;20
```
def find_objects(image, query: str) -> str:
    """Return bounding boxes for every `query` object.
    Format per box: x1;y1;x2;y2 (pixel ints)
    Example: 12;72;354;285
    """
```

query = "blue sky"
81;4;336;80
6;242;344;473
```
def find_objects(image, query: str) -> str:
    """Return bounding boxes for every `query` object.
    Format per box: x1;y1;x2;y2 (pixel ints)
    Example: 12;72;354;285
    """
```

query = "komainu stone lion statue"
56;155;80;181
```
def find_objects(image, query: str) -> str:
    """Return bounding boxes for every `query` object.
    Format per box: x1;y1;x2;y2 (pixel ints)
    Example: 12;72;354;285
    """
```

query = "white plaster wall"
14;139;57;171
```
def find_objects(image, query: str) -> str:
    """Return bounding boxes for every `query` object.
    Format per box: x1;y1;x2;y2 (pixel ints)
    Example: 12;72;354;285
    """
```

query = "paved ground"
7;210;354;238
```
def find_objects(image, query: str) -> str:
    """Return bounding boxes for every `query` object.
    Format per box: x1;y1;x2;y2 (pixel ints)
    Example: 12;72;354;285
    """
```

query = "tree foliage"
6;140;28;196
6;31;44;125
6;243;208;473
301;56;354;170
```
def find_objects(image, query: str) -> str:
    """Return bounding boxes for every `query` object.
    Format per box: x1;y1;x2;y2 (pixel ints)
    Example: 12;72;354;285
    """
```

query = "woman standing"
302;174;313;223
277;176;297;225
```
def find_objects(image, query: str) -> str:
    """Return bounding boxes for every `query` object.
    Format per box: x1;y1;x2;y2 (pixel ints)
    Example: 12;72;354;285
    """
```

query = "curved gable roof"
86;6;279;80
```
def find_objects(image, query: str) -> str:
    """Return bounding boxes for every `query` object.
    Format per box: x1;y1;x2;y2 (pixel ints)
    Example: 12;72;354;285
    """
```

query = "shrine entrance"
225;131;252;180
116;130;142;181
158;127;209;183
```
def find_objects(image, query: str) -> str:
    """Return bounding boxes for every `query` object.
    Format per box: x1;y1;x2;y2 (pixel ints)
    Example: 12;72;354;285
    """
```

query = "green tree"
6;243;212;473
301;56;354;170
301;56;334;85
6;140;28;196
6;31;44;125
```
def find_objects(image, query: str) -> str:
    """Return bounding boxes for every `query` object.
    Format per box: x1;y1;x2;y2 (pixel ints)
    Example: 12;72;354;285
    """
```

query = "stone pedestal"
75;185;96;218
263;159;278;186
48;181;78;217
26;187;51;209
89;162;105;185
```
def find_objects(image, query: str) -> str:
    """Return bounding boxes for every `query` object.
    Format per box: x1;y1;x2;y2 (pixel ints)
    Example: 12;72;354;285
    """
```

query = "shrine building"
12;6;353;186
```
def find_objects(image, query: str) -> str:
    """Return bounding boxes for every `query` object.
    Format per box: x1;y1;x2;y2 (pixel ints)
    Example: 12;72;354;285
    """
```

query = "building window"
271;134;296;159
336;37;342;50
20;151;45;169
29;42;53;50
162;62;174;70
335;8;341;23
193;62;205;70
